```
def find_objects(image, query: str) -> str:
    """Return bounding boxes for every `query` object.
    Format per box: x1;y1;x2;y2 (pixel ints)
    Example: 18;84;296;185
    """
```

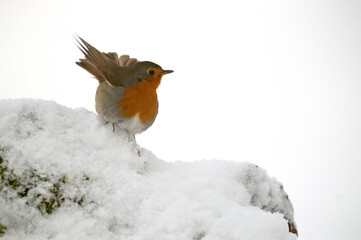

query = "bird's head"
128;61;173;88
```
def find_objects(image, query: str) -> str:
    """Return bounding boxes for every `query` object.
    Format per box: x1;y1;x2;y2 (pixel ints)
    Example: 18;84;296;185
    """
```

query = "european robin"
75;37;173;136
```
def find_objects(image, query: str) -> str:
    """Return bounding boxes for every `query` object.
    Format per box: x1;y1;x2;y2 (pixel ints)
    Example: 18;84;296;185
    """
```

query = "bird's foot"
131;135;142;157
137;148;141;157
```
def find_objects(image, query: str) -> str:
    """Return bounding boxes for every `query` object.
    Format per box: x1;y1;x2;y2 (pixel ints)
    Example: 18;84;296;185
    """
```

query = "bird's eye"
147;69;155;76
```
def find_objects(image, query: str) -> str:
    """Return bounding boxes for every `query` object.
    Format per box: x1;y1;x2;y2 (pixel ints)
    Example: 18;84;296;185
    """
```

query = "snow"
0;99;297;240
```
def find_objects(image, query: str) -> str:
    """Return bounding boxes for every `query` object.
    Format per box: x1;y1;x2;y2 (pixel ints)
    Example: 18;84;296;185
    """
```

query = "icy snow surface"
0;99;297;240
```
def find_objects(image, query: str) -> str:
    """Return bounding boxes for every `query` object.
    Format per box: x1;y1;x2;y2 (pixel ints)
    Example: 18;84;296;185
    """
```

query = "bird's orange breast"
117;80;159;123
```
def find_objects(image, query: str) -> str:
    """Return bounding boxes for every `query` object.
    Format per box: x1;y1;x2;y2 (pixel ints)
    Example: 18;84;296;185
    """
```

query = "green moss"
8;178;20;190
35;176;67;215
0;165;6;176
0;159;67;215
62;174;69;183
0;151;7;180
0;154;88;216
38;197;61;215
38;174;49;181
0;224;6;236
0;155;6;176
18;187;30;198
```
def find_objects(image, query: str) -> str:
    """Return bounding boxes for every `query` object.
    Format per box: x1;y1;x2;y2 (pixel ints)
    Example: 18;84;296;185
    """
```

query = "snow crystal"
0;99;297;240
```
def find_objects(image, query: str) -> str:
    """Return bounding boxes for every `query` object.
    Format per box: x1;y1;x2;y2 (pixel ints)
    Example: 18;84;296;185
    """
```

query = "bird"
75;36;173;138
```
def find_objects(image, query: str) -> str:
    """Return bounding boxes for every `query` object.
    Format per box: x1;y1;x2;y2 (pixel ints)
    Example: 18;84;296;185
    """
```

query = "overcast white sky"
1;0;360;239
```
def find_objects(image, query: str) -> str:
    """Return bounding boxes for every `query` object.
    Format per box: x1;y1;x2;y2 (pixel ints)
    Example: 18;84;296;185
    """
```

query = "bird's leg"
133;135;141;157
132;135;147;170
103;121;115;132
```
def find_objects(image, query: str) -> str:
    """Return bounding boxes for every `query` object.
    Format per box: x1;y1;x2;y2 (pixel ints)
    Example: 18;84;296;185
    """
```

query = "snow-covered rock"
0;99;297;240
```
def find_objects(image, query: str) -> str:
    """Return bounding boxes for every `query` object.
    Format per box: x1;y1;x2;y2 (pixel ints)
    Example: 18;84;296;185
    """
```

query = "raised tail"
75;36;139;86
75;36;123;83
76;58;106;82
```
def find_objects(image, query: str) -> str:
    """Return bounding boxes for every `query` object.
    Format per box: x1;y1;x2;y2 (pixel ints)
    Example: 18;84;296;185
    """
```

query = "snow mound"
0;99;297;240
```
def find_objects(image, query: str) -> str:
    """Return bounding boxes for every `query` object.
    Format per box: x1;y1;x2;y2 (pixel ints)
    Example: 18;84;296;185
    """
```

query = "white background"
1;0;360;239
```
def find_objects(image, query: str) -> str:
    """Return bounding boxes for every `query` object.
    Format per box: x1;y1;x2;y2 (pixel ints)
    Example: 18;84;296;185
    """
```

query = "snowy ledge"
0;99;297;240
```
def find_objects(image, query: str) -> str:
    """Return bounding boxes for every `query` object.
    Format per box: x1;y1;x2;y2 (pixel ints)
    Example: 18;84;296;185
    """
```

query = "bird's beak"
161;70;174;75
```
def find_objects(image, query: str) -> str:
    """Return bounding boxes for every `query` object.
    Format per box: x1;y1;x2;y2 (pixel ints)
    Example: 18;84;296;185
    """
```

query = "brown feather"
75;36;125;86
76;60;105;82
105;52;119;65
119;55;138;67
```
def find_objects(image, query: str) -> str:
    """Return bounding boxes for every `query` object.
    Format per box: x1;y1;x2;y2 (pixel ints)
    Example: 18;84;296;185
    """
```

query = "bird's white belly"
118;114;146;135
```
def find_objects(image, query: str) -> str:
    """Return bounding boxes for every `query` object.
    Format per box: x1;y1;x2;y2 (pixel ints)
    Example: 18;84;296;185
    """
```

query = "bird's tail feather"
76;59;106;82
75;36;118;83
75;36;138;82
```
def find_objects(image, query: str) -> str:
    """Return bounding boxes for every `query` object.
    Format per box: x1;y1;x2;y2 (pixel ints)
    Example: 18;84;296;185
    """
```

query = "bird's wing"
118;55;139;67
104;52;120;65
75;37;126;87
